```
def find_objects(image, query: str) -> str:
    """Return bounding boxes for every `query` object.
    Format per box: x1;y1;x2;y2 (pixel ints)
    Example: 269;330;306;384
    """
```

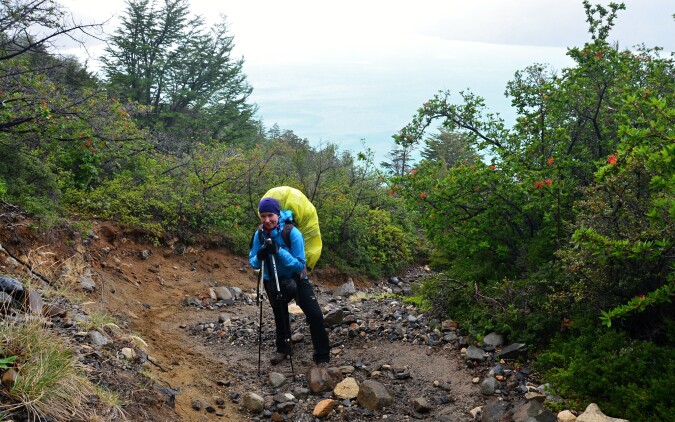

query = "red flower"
489;165;496;170
419;192;427;199
544;179;552;186
534;181;544;189
607;154;617;165
547;157;554;166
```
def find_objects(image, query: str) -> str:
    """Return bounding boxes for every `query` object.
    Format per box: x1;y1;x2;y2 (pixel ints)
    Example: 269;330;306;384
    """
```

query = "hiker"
249;197;330;366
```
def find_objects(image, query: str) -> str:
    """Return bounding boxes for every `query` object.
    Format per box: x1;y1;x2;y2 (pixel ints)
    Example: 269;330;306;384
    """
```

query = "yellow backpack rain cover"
262;186;322;270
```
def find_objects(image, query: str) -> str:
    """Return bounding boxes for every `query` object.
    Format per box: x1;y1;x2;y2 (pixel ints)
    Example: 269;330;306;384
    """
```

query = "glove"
256;240;278;261
256;246;269;261
266;239;278;255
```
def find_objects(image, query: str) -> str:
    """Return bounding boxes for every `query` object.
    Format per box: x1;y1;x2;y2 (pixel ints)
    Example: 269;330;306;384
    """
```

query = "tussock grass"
40;253;89;303
0;319;127;421
80;311;116;332
0;319;122;421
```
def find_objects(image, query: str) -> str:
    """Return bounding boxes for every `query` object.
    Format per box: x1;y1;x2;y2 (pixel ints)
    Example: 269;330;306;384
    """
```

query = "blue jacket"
249;210;306;280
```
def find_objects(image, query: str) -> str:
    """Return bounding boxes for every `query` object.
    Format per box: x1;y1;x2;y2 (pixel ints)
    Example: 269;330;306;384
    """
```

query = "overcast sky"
59;0;675;163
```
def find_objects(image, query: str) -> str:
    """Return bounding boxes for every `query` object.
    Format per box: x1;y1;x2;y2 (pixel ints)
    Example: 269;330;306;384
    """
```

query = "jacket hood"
279;209;294;229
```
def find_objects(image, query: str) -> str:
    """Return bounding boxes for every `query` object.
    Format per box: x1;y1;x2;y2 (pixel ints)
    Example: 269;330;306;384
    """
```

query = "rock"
466;345;487;361
481;399;511;422
292;387;309;400
121;347;136;360
212;286;233;301
469;406;482;419
273;392;295;403
79;274;96;292
322;308;344;326
576;403;628;422
412;397;433;413
483;332;505;348
87;330;110;346
291;332;304;343
441;319;458;331
307;365;343;393
42;303;67;318
242;392;264;414
191;400;202;411
288;303;304;315
334;377;359;399
512;400;547;422
313;399;337;418
0;292;14;310
334;279;356;297
268;371;286;388
356;380;393;411
558;410;578;422
2;368;17;388
26;289;43;314
480;377;498;396
0;276;24;302
523;390;546;403
496;342;528;359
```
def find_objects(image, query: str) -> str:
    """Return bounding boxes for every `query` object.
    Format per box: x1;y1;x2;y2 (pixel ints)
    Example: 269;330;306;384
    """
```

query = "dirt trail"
90;241;255;421
4;219;484;421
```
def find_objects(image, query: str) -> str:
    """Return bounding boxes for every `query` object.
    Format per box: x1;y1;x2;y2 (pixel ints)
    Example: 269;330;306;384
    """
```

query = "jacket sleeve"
249;231;263;270
276;227;306;274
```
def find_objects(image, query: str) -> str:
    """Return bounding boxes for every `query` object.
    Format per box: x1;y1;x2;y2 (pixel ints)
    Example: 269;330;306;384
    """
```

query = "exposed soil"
1;218;488;421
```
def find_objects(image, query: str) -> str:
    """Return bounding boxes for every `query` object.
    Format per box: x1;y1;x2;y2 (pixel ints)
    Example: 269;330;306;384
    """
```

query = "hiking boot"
270;353;287;365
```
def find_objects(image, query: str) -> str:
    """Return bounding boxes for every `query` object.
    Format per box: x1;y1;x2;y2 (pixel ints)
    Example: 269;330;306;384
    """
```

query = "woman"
249;197;330;365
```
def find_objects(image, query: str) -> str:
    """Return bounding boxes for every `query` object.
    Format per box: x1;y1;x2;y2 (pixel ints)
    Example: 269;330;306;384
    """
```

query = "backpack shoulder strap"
282;221;294;249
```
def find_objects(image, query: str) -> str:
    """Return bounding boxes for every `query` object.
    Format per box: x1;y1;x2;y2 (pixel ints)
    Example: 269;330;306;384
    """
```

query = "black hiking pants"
264;277;330;363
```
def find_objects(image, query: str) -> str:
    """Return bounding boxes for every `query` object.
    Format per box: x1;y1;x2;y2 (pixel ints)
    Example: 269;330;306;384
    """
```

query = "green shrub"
535;318;675;422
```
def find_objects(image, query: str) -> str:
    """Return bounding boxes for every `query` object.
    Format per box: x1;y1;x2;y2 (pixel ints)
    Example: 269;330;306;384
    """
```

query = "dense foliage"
393;2;673;420
0;0;415;279
1;0;672;419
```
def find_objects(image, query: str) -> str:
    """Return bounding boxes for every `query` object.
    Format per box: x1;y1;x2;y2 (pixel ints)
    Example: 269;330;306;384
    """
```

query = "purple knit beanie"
258;197;281;216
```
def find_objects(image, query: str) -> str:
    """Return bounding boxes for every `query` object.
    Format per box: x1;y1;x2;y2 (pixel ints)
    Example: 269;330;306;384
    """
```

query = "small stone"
312;399;337;418
558;410;578;422
268;371;286;388
334;377;359;399
412;397;433;413
307;365;343;393
480;377;498;395
242;392;264;414
121;347;136;360
2;368;17;388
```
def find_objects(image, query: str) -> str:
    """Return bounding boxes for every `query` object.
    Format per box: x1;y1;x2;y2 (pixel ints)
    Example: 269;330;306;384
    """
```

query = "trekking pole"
257;260;265;377
267;239;294;374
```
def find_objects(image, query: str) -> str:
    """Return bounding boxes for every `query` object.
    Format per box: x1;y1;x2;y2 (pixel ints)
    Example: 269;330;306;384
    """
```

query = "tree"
420;129;480;168
102;0;256;146
0;0;146;216
395;1;673;346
